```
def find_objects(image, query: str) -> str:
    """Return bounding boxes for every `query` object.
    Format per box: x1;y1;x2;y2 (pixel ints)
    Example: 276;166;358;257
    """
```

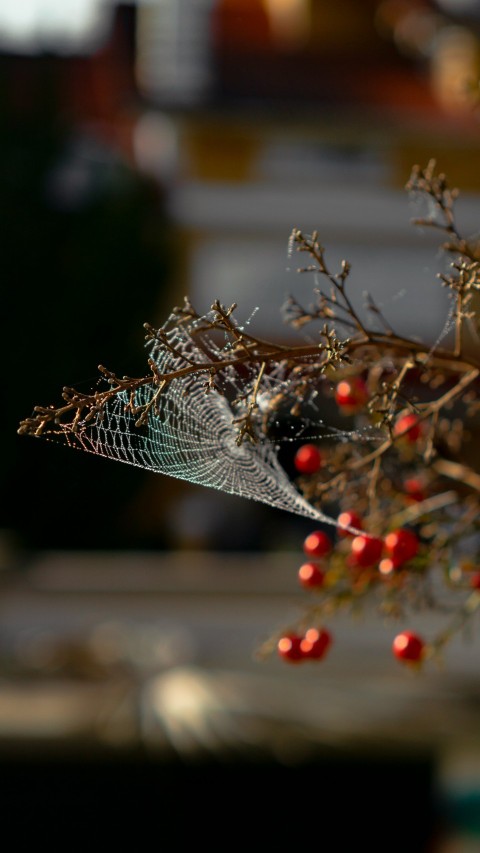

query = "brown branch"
18;324;480;439
432;459;480;494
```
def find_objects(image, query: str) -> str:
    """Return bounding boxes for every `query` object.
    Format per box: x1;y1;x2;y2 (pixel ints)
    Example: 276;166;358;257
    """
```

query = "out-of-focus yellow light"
431;25;480;113
262;0;309;51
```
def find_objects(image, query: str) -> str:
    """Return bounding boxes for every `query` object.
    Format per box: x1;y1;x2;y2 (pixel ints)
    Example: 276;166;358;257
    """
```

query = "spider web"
59;319;337;525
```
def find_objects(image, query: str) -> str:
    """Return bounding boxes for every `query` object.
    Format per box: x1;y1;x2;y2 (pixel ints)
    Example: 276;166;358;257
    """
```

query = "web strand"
59;323;335;525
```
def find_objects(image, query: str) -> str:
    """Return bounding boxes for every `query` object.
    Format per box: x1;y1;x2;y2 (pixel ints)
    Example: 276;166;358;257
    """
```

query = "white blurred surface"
0;550;479;756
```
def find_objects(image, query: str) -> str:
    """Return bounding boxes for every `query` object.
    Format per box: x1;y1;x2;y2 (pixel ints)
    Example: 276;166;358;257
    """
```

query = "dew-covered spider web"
56;312;380;527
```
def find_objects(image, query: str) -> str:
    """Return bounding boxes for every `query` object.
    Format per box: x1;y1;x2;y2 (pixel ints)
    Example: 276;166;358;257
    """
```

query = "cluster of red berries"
298;524;424;661
285;428;428;667
302;523;419;573
277;518;426;665
277;627;332;663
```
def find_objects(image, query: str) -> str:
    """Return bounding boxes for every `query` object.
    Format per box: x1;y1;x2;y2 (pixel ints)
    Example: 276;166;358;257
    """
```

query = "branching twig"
17;160;480;669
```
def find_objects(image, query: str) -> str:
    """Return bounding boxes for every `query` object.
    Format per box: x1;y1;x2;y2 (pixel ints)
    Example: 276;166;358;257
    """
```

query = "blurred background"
2;0;480;845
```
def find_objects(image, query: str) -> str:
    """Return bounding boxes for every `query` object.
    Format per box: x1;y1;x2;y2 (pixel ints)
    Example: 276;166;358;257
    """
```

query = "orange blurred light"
262;0;309;50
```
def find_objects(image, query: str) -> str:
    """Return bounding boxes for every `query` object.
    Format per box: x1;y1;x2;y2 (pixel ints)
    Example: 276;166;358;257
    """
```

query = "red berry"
277;633;304;662
298;562;325;589
392;631;425;663
337;510;363;537
379;556;404;576
470;572;480;590
403;478;426;503
393;413;422;443
384;528;419;565
350;534;383;568
300;627;332;660
294;444;322;475
303;530;332;558
335;377;368;414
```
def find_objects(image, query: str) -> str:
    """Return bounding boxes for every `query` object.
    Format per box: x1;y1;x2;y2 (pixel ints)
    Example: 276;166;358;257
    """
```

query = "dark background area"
0;751;438;848
2;9;174;550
